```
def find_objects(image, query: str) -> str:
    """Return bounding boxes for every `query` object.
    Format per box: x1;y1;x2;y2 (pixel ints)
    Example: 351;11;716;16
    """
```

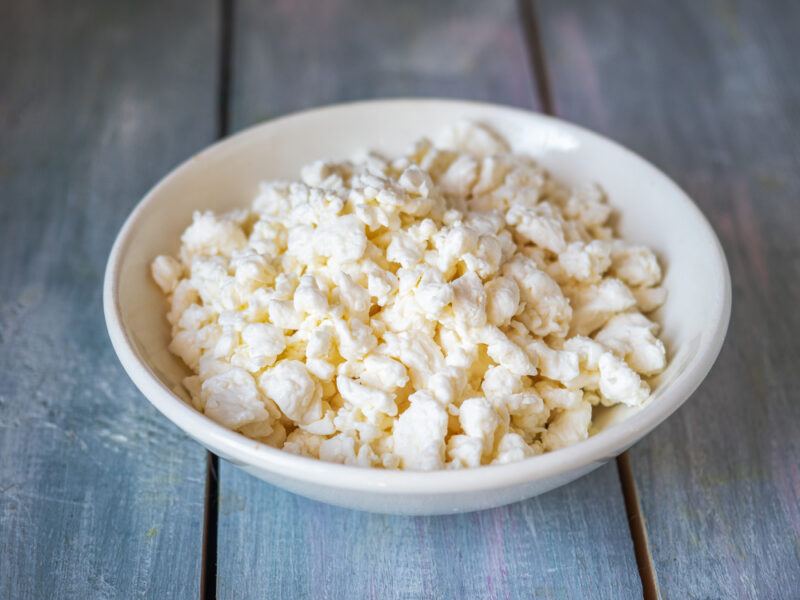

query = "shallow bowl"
104;99;730;515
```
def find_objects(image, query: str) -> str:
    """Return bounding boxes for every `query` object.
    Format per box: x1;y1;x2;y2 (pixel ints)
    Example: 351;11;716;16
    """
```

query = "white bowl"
104;99;730;515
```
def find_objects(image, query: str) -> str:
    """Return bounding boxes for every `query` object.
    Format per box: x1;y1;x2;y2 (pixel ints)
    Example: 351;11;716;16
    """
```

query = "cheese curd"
151;122;668;470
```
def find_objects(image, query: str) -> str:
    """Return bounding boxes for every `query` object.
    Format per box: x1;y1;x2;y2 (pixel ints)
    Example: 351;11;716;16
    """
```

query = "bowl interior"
113;100;728;459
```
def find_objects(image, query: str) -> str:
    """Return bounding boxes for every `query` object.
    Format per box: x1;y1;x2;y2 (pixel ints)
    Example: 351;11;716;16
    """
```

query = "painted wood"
536;0;800;597
218;468;641;600
216;1;643;598
229;0;537;125
0;1;218;597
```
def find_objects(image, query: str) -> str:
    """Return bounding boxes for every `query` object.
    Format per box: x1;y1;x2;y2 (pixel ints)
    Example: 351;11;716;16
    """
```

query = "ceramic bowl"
104;99;730;515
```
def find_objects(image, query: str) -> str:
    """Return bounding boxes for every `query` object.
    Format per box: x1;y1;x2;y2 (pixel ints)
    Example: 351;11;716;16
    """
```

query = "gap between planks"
200;453;220;600
617;453;660;599
516;1;659;597
201;1;234;599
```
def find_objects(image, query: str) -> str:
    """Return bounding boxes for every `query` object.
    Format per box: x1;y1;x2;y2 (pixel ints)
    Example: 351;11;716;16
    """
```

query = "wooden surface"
229;0;536;122
0;1;217;598
1;0;798;598
216;469;641;600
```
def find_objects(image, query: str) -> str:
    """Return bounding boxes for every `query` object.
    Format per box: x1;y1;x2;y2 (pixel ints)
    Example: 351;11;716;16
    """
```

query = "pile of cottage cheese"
151;122;667;470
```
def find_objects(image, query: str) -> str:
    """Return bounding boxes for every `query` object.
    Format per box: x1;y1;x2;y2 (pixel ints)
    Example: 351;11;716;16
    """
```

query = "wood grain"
535;0;800;597
228;0;537;128
215;1;643;598
218;467;642;600
0;1;218;597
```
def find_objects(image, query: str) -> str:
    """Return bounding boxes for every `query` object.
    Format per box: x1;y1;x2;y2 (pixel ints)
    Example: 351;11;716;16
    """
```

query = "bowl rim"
103;98;731;495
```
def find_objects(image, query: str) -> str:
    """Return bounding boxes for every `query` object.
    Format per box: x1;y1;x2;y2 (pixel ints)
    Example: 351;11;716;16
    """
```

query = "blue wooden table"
1;1;798;598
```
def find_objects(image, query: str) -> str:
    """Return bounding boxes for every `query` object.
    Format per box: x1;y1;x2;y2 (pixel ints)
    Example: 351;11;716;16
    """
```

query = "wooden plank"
215;1;643;598
0;1;218;597
536;0;800;596
229;0;537;125
218;469;640;600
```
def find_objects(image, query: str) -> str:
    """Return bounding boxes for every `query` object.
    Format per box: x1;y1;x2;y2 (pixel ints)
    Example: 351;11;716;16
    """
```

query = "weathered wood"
536;0;800;596
218;467;642;600
0;1;218;597
215;1;643;598
229;0;537;126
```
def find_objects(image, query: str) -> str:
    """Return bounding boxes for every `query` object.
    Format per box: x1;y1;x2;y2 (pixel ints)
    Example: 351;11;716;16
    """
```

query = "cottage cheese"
151;122;668;470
